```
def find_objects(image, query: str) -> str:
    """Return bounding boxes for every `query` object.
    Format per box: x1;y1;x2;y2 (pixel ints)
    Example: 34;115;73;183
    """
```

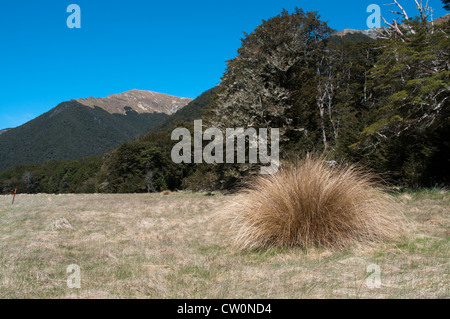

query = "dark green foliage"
97;131;193;193
354;19;450;186
0;156;102;194
328;33;375;45
204;9;449;189
0;101;168;172
203;8;336;188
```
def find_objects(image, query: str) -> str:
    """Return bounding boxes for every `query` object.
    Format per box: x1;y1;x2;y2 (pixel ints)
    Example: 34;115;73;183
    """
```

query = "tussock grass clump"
224;157;404;249
161;190;172;196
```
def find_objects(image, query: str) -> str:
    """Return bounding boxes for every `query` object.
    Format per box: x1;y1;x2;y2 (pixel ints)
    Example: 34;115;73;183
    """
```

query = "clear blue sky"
0;0;447;130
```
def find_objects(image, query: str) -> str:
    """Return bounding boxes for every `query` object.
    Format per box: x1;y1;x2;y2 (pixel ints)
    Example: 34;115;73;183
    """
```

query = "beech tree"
209;8;334;138
355;2;450;185
203;9;335;187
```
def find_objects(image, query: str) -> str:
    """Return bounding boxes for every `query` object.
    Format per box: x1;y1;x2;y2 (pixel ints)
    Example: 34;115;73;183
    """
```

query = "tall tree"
205;8;334;187
356;10;450;185
209;8;334;136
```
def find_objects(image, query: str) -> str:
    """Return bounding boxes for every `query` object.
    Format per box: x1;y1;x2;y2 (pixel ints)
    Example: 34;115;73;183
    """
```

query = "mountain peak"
332;13;450;40
332;27;386;40
433;13;450;25
75;89;193;115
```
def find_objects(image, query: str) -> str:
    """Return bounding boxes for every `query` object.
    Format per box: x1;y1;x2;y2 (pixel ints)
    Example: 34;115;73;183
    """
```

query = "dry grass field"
0;190;448;298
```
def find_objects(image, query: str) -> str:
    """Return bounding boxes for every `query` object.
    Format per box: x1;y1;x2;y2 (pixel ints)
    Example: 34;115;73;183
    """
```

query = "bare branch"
392;20;407;38
389;10;406;16
381;15;395;28
381;14;409;41
393;0;409;19
414;0;433;22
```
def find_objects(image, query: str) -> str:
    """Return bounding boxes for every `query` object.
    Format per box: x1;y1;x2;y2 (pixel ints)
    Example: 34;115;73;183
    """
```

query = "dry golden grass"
223;157;405;249
161;190;172;196
0;189;448;299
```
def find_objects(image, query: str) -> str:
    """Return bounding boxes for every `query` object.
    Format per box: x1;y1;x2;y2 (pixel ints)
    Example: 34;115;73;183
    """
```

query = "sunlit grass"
0;191;448;298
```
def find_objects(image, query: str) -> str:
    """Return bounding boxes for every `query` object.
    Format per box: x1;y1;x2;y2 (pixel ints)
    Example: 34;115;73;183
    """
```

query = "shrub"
223;156;404;249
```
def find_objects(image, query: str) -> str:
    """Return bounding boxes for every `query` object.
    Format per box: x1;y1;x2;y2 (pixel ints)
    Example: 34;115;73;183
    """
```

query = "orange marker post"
12;188;17;205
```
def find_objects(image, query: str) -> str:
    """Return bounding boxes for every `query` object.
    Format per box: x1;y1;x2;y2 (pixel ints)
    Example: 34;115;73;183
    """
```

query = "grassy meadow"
0;190;448;298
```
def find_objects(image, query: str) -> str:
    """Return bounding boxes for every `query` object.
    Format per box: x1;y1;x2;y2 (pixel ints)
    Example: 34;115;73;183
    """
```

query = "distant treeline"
0;157;102;194
0;8;448;194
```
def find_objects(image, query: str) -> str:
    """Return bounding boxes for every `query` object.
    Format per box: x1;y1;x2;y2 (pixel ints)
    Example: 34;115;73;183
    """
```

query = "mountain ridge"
0;88;194;172
75;89;192;115
332;13;450;40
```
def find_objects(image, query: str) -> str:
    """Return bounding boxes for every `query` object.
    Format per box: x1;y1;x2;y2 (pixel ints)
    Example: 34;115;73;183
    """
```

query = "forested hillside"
0;88;217;194
0;89;194;172
149;87;219;133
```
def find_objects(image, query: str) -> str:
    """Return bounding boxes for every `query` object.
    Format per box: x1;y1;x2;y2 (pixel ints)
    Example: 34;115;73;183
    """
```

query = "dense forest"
1;3;448;194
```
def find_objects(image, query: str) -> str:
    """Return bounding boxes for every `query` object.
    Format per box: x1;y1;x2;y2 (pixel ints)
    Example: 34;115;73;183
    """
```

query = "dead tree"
380;0;435;41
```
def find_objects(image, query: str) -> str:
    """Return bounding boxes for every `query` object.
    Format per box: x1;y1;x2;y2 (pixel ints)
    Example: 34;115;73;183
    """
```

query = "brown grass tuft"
223;156;405;249
161;190;172;196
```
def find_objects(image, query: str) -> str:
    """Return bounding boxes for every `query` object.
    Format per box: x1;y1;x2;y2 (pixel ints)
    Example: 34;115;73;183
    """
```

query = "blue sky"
0;0;447;130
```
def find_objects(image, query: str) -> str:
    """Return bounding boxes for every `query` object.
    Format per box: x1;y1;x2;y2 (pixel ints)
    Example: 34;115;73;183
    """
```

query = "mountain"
328;26;382;45
0;90;192;172
75;89;192;115
330;14;450;43
0;87;220;194
433;13;450;25
0;129;10;135
149;86;219;132
332;27;385;40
